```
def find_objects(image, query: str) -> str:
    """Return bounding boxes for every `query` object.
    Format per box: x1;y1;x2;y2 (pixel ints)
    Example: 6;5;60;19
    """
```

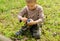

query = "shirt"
18;5;44;24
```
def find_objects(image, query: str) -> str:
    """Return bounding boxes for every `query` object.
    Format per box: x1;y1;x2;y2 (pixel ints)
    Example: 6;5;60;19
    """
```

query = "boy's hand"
27;19;37;26
18;15;27;23
22;17;28;22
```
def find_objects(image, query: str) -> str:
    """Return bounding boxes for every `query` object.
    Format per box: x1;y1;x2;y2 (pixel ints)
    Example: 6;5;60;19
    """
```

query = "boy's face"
26;2;36;10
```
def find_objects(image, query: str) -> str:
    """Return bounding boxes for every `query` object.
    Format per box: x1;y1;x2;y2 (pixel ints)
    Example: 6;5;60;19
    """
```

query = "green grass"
0;0;60;41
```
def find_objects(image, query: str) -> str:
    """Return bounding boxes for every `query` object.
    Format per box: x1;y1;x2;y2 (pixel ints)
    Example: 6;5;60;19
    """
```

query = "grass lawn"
0;0;60;41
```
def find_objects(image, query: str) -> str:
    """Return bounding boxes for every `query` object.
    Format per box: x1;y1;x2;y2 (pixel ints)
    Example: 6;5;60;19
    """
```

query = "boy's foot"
15;30;22;36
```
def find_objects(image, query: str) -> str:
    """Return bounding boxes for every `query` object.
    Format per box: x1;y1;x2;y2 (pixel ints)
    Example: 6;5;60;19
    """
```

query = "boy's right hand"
22;17;28;23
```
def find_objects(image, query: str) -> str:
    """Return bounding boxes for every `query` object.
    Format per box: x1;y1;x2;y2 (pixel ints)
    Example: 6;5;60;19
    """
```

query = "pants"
16;24;41;39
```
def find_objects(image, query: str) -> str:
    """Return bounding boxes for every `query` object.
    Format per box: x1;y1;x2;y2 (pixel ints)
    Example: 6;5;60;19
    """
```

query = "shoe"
15;30;23;36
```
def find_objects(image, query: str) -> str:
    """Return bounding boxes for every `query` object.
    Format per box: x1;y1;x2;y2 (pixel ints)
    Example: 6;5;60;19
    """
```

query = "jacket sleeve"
38;6;45;23
18;6;27;17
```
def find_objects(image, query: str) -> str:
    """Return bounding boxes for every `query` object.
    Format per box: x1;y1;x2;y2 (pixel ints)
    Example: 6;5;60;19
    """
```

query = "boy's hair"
26;0;37;3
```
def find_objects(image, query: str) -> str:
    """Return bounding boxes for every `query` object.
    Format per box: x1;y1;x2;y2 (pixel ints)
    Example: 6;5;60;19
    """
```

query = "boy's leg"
15;25;28;36
30;24;41;40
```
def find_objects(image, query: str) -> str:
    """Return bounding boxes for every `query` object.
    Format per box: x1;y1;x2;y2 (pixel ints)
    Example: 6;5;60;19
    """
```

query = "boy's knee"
32;33;40;39
32;28;41;39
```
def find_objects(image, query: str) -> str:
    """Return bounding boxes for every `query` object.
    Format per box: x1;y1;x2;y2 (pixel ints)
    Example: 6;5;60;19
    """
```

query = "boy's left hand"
27;19;37;26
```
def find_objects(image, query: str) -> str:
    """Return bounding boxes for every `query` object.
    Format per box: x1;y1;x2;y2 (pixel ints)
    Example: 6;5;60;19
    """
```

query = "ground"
0;0;60;41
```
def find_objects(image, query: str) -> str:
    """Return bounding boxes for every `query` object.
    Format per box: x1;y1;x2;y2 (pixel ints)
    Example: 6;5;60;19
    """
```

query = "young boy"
16;0;44;41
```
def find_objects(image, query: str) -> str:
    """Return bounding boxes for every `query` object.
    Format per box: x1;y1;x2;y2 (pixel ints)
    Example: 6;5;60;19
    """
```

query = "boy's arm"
35;7;45;24
18;7;28;22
